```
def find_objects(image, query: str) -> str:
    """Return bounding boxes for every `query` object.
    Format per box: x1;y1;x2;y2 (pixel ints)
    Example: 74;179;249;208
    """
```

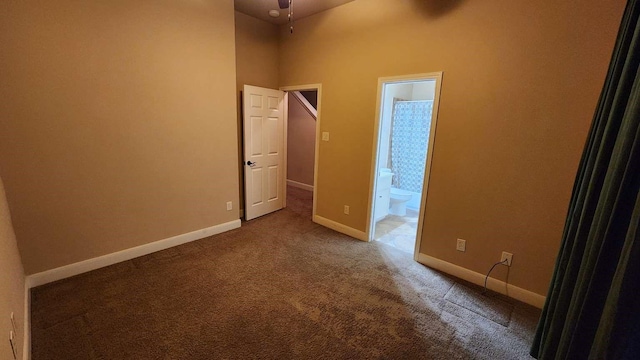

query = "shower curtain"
390;100;433;193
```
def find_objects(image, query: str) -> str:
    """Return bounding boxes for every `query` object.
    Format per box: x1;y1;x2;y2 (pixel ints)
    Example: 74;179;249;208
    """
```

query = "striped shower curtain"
390;100;433;193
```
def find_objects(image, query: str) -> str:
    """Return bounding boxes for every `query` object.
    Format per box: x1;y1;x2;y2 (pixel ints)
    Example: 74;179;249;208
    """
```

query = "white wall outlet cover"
501;251;513;266
226;201;233;211
322;132;330;141
456;239;466;252
343;205;350;214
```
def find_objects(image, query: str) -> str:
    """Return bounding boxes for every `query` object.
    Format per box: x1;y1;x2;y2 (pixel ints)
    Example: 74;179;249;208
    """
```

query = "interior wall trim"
286;179;314;192
290;91;318;119
23;279;31;360
313;215;367;242
26;219;241;288
416;253;546;308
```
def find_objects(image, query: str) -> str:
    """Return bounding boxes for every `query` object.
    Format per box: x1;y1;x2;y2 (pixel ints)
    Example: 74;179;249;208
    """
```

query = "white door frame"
280;83;322;218
365;73;443;260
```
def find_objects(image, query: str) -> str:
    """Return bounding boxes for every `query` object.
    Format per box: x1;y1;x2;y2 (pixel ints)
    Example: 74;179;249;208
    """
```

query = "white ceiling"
234;0;355;25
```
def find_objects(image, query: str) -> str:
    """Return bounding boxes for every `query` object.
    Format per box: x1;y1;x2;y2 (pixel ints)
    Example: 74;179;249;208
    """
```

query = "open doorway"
368;73;442;256
240;84;320;221
282;85;321;219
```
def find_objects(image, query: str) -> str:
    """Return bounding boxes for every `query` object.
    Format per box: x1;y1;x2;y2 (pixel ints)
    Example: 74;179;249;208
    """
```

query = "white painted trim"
313;215;368;242
291;91;317;119
23;278;31;360
280;83;322;92
414;73;443;259
286;179;314;192
283;91;288;210
312;87;321;220
365;78;386;239
366;72;444;254
26;220;241;288
416;253;546;308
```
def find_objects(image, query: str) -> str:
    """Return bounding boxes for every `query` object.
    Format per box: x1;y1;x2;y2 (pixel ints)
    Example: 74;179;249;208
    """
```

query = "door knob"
246;161;256;167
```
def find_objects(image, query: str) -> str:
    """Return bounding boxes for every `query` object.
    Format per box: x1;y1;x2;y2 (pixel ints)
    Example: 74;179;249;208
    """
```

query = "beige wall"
0;0;239;274
235;11;280;91
0;177;25;360
287;95;316;186
235;11;280;212
278;0;626;295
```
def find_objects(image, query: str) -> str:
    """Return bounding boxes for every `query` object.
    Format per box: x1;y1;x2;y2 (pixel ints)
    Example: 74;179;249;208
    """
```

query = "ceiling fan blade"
278;0;289;9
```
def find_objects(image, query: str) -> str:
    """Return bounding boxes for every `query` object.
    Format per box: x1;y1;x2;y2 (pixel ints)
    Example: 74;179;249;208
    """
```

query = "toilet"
389;188;413;216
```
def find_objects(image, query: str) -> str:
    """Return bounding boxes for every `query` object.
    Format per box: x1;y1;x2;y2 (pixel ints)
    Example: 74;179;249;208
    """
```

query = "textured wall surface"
0;0;239;273
235;11;280;212
0;176;25;359
287;95;316;187
278;0;626;295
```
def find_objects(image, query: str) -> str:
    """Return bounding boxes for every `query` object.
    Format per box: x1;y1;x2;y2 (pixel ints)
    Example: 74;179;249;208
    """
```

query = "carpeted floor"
31;186;540;359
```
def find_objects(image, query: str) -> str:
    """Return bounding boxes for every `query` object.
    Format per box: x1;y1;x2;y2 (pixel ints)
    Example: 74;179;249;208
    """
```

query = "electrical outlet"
226;201;232;211
343;205;350;215
456;239;466;252
322;132;330;141
501;251;513;266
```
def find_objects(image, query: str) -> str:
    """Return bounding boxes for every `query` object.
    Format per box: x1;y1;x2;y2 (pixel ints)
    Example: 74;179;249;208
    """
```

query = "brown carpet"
444;283;514;327
31;186;540;359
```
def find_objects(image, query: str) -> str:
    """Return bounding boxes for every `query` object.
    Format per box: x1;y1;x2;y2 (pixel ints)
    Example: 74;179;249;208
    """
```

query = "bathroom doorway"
368;73;442;257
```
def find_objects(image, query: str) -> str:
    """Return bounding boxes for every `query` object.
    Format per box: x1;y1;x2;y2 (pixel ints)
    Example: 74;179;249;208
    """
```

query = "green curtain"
530;0;640;359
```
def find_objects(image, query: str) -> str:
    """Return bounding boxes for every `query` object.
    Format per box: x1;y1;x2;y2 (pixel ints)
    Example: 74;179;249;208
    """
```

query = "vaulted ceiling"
234;0;355;25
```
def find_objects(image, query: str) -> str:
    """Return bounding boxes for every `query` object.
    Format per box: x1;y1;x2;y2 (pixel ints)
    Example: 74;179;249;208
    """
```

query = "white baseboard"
23;278;31;360
313;215;367;241
416;253;545;308
286;179;314;192
26;219;241;288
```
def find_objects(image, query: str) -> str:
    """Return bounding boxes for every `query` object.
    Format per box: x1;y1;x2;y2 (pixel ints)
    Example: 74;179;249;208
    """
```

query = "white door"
243;85;285;220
